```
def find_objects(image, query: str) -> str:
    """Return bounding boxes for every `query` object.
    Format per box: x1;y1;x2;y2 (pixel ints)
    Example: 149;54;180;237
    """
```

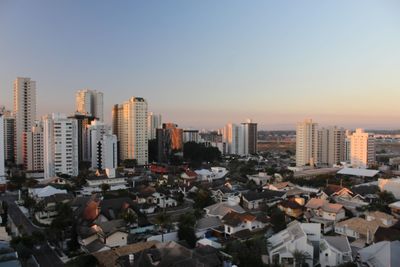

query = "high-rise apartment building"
156;123;183;163
1;110;15;162
0;114;5;180
43;113;79;178
88;120;117;174
23;121;44;172
14;77;36;165
242;119;258;155
349;128;375;168
68;113;96;164
183;129;200;143
147;112;162;140
318;126;346;167
113;97;148;165
344;130;353;163
296;119;319;167
223;123;243;155
75;89;104;121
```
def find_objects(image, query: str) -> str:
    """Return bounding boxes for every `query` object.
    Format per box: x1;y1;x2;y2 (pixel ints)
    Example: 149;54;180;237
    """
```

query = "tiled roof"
222;211;256;227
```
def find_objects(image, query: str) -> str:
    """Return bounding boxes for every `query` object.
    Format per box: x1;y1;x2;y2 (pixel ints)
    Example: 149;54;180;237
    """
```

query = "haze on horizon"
1;0;400;130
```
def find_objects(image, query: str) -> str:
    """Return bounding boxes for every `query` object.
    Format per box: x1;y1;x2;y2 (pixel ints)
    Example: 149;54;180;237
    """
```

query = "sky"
1;0;400;130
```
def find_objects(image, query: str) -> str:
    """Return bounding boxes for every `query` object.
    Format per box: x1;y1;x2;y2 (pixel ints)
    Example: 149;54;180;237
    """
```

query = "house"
378;177;400;199
334;212;397;244
268;221;320;267
247;172;272;186
319;236;353;267
374;221;400;242
82;173;128;195
322;184;368;214
356;240;400;267
278;199;304;219
267;181;296;191
389;201;400;218
35;193;74;225
305;198;345;222
241;190;286;210
152;192;177;208
222;211;267;235
195;167;228;182
29;185;67;199
180;169;198;184
204;201;245;219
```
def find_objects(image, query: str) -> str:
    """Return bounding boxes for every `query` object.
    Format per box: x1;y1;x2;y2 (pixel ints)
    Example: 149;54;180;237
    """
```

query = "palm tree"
154;212;171;242
121;209;138;229
292;249;311;267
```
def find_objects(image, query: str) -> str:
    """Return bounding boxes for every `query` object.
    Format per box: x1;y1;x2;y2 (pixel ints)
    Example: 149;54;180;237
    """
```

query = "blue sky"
1;0;400;130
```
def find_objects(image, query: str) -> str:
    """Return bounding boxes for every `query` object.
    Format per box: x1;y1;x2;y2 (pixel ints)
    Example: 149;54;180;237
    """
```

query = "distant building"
112;97;148;165
183;129;199;143
318;126;346;167
14;77;36;165
223;123;242;155
147;112;162;140
1;110;15;162
296;119;319;166
88;120;117;175
0;114;5;179
23;121;44;172
350;128;375;168
241;119;257;155
75;89;104;121
43;113;79;178
156;123;183;163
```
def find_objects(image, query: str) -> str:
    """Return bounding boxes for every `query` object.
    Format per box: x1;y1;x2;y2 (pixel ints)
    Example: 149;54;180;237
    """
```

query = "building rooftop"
337;168;379;177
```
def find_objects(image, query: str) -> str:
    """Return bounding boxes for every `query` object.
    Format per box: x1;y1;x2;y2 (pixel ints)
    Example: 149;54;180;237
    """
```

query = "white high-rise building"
350;128;375;168
24;121;44;171
223;123;243;155
88;120;117;174
147;112;162;140
14;77;36;165
183;129;200;143
43;113;79;178
75;89;104;121
318;126;346;167
113;97;148;165
344;130;353;163
0;114;5;180
296;119;319;167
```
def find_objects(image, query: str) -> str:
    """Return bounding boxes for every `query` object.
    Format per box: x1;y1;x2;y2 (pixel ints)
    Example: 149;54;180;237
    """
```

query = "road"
1;193;64;267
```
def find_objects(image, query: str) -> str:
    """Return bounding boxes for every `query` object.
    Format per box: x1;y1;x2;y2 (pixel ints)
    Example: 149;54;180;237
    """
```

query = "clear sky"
1;0;400;130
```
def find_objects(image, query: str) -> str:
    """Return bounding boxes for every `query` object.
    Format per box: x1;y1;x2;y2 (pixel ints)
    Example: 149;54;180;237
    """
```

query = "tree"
193;188;215;211
270;207;286;232
23;195;36;217
100;183;110;195
224;236;267;267
50;203;73;250
123;159;137;168
292;249;311;267
121;209;138;228
154;212;171;242
177;213;197;248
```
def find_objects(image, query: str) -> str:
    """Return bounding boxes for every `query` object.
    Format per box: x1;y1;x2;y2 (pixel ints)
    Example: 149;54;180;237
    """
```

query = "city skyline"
1;1;400;130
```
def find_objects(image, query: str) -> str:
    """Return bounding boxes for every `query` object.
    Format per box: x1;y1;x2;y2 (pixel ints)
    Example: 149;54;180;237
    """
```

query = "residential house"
268;221;320;267
29;185;67;200
247;172;272;186
278;199;304;219
356;240;400;267
242;190;286;210
304;198;345;233
35;193;74;225
267;181;296;191
389;201;400;218
222;211;267;235
204;201;245;219
152;192;177;209
319;236;353;267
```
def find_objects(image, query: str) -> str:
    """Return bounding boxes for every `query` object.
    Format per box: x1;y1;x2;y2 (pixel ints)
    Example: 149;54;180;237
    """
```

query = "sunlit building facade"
350;128;375;168
296;119;319;167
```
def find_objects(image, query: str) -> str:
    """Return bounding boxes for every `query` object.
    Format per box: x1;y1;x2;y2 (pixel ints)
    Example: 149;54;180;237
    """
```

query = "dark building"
242;121;257;154
156;123;183;163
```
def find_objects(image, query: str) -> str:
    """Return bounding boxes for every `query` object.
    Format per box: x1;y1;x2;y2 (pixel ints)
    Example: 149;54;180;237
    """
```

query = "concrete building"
147;112;162;140
23;121;44;172
344;130;352;163
43;113;79;178
318;126;346;167
296;119;319;166
0;114;5;180
1;110;14;162
223;123;243;155
183;129;200;143
241;119;257;155
14;77;36;165
113;97;148;165
88;120;117;174
350;128;376;168
156;123;183;163
75;89;104;121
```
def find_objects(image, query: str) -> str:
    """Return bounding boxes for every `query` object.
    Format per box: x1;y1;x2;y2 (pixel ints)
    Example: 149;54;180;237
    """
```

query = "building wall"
14;77;36;165
0;115;5;179
318;126;346;167
147;112;162;140
24;121;44;171
3;112;15;162
350;128;375;168
75;89;104;121
296;119;318;166
43;113;79;178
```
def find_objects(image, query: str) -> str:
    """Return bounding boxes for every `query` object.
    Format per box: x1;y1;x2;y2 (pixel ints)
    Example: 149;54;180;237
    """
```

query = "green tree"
270;207;286;232
292;249;311;267
178;213;197;248
154;212;171;242
121;209;138;228
100;183;110;195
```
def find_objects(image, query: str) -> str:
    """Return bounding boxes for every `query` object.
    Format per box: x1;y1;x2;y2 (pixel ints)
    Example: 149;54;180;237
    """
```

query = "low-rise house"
267;181;296;191
222;211;267;235
322;184;368;214
389;201;400;218
35;193;74;225
268;221;320;267
180;169;198;184
152;192;177;208
305;198;345;222
29;185;67;200
82;173;128;195
247;172;272;186
356;240;400;267
319;236;352;267
242;190;286;210
335;212;397;244
278;199;304;219
195;167;228;182
204;201;245;219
